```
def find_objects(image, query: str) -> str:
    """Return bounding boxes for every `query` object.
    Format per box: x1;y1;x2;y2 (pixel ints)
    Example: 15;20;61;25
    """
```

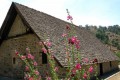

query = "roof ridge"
13;2;72;26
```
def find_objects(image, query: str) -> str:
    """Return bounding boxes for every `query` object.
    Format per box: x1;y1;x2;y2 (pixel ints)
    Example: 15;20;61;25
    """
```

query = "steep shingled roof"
0;2;119;67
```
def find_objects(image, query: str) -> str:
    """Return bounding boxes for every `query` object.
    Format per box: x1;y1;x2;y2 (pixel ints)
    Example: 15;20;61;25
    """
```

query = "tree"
96;29;109;44
111;39;119;47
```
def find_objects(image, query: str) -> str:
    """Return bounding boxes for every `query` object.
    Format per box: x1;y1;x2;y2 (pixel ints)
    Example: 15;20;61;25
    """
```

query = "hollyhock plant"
71;68;77;74
41;48;47;53
33;61;38;66
67;15;73;20
25;66;29;71
75;43;80;49
44;39;52;47
68;36;77;45
75;63;81;70
24;73;30;80
83;58;89;63
15;48;41;80
20;55;26;60
28;77;34;80
46;77;51;80
68;36;80;45
34;70;39;75
15;50;19;55
93;58;98;63
26;48;30;52
15;9;98;80
83;72;87;79
88;66;94;73
62;33;67;37
27;53;34;60
54;67;58;72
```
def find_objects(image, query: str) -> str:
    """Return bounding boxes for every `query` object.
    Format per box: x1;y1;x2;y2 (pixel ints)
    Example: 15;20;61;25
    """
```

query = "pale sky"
0;0;120;27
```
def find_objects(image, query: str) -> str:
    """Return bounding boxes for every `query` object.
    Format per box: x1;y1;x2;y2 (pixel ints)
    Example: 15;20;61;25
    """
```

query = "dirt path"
105;71;120;80
105;65;120;80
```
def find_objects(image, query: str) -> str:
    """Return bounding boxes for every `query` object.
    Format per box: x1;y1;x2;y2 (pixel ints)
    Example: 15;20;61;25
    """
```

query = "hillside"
84;25;120;59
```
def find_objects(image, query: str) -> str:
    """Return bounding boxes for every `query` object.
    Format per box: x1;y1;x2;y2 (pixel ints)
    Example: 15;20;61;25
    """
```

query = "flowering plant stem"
47;53;59;80
15;9;99;80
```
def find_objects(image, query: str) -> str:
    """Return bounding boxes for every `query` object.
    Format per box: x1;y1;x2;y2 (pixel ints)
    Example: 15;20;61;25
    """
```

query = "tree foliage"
108;25;120;35
96;27;109;44
84;24;120;50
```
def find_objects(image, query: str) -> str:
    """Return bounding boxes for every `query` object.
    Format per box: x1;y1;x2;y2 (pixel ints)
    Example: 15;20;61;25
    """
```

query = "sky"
0;0;120;27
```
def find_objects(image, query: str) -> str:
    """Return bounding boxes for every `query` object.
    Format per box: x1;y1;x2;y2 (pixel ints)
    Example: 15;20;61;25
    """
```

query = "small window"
13;57;16;64
110;61;112;67
42;52;47;64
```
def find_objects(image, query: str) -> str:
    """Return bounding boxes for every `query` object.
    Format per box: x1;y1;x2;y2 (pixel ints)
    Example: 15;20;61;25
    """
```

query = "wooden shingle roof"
0;2;119;67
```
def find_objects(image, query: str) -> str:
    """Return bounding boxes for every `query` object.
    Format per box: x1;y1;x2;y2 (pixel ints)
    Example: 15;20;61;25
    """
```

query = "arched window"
110;61;112;67
13;57;16;64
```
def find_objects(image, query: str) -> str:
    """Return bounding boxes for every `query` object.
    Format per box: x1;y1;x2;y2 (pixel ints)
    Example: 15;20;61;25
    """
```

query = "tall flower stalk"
15;9;98;80
15;49;41;80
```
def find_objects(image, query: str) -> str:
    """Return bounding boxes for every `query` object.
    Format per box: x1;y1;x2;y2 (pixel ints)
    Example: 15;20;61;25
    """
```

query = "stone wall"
101;61;118;74
0;14;47;78
0;34;42;78
0;32;64;79
0;39;13;77
111;61;119;70
102;62;111;74
8;14;28;37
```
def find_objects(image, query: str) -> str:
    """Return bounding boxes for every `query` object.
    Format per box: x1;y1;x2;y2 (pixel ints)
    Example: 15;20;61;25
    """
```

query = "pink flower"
93;58;98;63
62;33;67;37
28;77;34;80
42;48;47;53
67;15;73;20
83;72;87;79
37;76;41;80
88;66;93;73
68;36;77;45
20;55;26;60
72;68;76;74
47;41;52;47
15;50;19;55
54;67;58;72
34;70;39;75
75;44;80;49
27;54;34;60
75;63;81;70
83;58;89;63
71;73;75;77
26;48;30;52
46;77;51;80
25;66;29;71
24;73;29;79
75;39;80;49
68;36;80;49
44;39;52;47
33;61;38;66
